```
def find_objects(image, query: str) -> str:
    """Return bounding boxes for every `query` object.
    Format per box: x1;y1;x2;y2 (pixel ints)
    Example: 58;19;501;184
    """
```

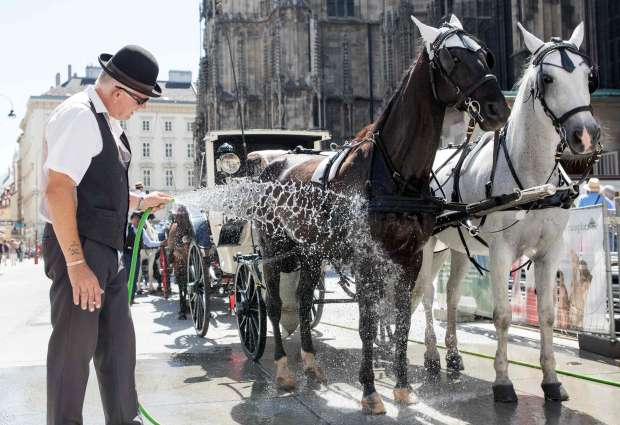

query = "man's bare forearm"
46;185;84;263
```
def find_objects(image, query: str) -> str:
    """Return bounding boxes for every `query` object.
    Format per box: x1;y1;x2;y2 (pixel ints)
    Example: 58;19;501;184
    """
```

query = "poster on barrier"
551;205;610;334
434;205;611;334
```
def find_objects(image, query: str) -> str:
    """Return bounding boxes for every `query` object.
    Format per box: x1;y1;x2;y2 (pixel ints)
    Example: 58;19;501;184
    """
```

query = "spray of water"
174;181;403;317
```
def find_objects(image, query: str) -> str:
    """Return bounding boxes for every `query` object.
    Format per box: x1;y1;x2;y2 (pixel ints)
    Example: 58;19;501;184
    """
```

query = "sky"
0;0;201;177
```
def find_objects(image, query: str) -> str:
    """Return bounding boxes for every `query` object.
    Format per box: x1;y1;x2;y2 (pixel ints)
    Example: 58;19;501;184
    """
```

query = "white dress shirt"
39;85;130;223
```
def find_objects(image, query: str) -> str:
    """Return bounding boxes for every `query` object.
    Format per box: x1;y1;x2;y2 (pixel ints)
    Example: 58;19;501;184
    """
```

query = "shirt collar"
86;85;109;114
86;85;124;139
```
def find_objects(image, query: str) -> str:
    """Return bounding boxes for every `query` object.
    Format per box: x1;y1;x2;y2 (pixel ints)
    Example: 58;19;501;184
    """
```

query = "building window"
187;169;195;187
165;143;173;159
164;121;173;132
142;142;150;158
142;169;151;187
142;120;150;131
187;143;194;159
120;120;127;130
327;0;354;17
165;169;174;188
187;122;194;132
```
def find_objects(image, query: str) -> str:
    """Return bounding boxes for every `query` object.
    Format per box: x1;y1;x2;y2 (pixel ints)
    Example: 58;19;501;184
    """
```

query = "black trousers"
43;224;142;425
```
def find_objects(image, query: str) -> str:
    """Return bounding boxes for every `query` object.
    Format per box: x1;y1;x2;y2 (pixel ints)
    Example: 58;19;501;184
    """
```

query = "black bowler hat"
98;45;162;98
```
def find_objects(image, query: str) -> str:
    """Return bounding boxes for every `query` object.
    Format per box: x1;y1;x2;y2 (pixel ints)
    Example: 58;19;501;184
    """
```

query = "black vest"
75;101;130;251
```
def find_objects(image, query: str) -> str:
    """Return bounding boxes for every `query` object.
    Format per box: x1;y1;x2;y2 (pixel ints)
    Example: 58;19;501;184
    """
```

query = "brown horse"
256;15;510;413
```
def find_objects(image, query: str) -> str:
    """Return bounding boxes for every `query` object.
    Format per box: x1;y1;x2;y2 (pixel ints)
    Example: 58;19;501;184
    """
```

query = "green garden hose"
126;207;162;425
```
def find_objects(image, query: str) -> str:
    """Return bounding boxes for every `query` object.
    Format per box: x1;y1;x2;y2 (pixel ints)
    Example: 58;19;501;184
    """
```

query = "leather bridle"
530;38;602;159
429;24;498;124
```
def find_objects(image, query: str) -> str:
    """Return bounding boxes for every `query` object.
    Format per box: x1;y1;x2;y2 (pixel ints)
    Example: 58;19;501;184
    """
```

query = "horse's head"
411;14;510;131
518;22;601;156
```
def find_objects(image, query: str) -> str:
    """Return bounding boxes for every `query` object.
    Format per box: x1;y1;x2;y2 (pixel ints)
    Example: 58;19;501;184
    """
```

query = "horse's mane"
359;51;428;141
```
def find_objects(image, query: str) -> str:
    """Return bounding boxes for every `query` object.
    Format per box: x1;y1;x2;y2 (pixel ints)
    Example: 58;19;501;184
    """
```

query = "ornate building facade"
195;0;619;179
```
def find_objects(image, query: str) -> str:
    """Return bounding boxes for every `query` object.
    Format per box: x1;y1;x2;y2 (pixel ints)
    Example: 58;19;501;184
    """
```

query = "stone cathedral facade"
195;0;620;180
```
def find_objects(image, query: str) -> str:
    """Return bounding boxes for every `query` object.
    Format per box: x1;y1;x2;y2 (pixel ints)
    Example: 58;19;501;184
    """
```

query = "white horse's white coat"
413;22;598;400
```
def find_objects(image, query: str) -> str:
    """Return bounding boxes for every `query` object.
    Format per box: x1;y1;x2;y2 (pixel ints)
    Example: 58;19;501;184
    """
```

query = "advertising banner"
434;205;612;335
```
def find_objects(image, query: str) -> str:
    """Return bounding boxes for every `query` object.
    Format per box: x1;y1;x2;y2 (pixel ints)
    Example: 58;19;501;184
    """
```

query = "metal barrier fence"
435;203;619;341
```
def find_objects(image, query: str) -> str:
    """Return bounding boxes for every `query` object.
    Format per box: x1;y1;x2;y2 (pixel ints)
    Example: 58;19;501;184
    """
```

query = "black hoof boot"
542;383;569;401
424;353;441;374
493;384;518;403
446;352;465;371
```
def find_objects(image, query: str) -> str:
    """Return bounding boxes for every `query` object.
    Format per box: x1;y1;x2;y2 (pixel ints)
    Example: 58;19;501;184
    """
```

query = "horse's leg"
414;241;441;374
490;242;518;402
445;250;469;372
392;258;421;406
358;262;385;415
534;244;569;401
298;256;326;383
264;258;295;391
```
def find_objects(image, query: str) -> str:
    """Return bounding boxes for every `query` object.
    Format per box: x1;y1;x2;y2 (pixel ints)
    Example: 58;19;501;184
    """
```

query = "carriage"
184;129;357;360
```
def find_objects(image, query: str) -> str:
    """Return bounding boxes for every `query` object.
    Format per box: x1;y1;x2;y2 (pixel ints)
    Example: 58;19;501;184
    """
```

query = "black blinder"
589;67;599;94
438;48;455;75
485;49;495;69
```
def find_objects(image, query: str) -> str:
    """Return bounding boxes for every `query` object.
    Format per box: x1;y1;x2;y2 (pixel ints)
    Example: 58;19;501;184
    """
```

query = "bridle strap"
556;105;593;125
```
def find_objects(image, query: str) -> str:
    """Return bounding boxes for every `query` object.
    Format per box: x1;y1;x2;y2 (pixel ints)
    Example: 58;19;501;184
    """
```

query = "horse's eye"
543;74;554;84
453;56;461;63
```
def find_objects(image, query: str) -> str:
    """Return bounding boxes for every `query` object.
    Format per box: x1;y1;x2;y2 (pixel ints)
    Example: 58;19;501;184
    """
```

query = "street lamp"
0;94;16;118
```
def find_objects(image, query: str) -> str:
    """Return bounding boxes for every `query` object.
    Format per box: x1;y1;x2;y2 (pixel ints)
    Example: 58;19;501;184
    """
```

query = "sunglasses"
116;86;149;105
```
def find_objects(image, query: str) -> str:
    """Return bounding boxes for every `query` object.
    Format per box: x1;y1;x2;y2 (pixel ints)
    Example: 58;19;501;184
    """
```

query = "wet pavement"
1;261;619;424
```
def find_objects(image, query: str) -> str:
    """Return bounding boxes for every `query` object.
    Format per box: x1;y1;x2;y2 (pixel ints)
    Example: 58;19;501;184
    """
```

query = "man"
134;181;146;197
40;45;173;424
125;212;164;301
578;177;614;210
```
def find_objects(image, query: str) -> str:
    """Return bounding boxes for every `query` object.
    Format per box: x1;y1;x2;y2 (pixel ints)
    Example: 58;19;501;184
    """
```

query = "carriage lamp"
216;143;241;175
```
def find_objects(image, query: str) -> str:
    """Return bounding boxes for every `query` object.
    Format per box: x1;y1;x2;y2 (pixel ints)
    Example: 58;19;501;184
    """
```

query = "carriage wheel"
187;241;210;337
309;275;325;329
235;262;267;361
374;306;396;355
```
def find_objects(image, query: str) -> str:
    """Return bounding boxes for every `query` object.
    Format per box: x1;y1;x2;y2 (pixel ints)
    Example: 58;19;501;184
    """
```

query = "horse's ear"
517;22;544;54
411;15;441;56
449;14;463;30
568;22;584;49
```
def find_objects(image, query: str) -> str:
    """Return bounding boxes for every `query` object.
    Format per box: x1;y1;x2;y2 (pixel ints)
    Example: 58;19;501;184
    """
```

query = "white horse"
413;21;601;403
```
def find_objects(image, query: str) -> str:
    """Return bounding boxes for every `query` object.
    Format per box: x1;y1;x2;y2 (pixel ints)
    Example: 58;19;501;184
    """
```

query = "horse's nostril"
488;103;498;117
573;130;582;142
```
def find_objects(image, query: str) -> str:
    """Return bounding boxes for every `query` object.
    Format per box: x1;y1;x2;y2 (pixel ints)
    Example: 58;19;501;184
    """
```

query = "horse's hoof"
304;366;327;384
446;352;465;371
542;382;569;401
275;357;296;392
424;355;441;374
276;375;296;392
393;387;418;406
493;383;518;403
361;392;386;415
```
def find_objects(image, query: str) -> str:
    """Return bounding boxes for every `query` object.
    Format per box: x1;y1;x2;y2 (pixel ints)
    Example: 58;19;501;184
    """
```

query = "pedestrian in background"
577;178;615;210
40;44;172;424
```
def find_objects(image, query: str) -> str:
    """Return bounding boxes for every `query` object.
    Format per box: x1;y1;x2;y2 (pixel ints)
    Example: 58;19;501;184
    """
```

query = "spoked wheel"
187;241;210;337
234;262;267;361
375;318;396;354
310;275;325;329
